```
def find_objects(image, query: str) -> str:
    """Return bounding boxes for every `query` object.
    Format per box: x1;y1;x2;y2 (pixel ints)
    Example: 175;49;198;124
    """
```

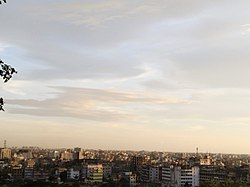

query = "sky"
1;0;250;154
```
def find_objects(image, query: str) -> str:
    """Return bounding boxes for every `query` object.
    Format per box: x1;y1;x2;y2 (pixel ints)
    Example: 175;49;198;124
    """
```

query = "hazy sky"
1;0;250;153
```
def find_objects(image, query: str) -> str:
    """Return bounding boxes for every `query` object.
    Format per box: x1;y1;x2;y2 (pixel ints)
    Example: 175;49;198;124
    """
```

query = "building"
73;147;84;160
200;165;227;183
103;163;112;179
0;140;11;159
82;164;103;184
200;155;212;166
89;171;103;184
11;165;23;179
149;166;161;183
139;165;161;183
139;165;150;182
0;148;11;159
162;165;199;187
121;172;137;187
60;150;73;161
24;167;34;179
181;166;199;187
131;156;144;172
192;166;200;187
162;165;173;186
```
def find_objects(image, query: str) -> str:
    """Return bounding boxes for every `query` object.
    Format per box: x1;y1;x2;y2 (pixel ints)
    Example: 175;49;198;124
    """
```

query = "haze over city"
1;1;250;154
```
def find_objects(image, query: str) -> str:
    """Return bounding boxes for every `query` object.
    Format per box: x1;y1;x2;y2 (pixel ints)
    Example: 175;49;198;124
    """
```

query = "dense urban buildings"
0;142;250;186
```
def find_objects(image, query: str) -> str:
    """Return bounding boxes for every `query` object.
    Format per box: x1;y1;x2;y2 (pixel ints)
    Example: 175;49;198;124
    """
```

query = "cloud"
0;0;228;83
6;86;187;121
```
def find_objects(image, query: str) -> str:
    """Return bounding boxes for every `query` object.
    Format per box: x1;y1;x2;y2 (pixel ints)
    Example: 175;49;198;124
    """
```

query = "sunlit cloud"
6;86;187;121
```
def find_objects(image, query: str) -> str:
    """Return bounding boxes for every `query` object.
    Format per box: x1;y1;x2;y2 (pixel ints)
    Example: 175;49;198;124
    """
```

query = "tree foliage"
0;0;6;4
0;59;17;111
0;60;17;83
0;0;6;5
200;179;248;187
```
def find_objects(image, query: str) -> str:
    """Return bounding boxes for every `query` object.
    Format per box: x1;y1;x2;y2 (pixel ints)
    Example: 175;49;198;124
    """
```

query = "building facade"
162;165;199;187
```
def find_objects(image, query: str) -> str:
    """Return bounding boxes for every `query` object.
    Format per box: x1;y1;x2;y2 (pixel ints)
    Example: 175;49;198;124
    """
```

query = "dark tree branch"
0;0;7;5
0;59;17;111
0;60;17;83
0;97;4;111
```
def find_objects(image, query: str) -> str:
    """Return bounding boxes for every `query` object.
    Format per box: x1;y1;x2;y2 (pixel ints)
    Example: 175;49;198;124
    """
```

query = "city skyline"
1;1;250;154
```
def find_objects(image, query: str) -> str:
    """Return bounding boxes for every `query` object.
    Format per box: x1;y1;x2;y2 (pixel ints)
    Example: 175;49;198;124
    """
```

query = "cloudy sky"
1;0;250;153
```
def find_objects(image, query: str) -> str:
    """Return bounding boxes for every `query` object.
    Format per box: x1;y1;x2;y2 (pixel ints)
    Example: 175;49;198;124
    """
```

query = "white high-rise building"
149;166;161;183
162;165;199;187
192;166;200;187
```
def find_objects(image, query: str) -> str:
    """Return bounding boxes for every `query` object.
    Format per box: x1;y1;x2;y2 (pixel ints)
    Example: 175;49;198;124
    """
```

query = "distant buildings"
200;155;212;166
0;144;250;186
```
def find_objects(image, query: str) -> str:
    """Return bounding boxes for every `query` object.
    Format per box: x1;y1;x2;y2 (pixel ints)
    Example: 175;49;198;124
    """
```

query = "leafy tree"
0;59;17;111
200;180;222;187
0;60;16;83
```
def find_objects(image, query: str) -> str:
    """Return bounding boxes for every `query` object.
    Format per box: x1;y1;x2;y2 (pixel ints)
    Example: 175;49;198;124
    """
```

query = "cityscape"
2;1;250;187
1;141;250;187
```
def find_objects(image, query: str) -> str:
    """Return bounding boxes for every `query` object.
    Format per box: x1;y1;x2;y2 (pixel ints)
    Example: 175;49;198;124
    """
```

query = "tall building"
181;166;199;187
140;165;150;182
149;166;161;183
162;165;199;187
139;165;161;183
73;147;84;160
0;140;11;159
162;165;173;186
131;156;144;172
102;163;112;179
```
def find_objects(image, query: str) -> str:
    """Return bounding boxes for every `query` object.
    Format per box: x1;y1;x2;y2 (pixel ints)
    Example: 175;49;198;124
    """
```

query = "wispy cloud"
6;86;187;121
